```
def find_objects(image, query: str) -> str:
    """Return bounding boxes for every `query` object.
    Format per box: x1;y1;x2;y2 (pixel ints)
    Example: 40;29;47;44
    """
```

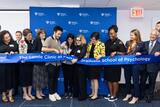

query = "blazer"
125;41;147;55
144;40;160;72
33;38;43;53
125;41;147;71
86;40;105;58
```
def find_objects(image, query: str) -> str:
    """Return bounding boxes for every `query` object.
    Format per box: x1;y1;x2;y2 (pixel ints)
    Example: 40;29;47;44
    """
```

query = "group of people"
0;21;160;104
0;28;47;103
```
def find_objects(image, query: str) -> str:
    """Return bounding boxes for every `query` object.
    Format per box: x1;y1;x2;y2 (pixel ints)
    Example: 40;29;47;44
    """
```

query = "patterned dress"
32;38;48;89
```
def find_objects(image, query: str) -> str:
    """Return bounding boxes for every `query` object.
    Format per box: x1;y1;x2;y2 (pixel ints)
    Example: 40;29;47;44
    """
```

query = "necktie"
149;41;154;54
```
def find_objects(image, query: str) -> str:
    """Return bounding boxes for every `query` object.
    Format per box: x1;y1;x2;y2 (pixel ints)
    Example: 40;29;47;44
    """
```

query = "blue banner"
0;53;160;65
30;7;117;43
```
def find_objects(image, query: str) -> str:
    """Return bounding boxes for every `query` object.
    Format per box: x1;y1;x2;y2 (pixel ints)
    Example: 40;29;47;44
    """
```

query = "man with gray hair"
140;29;160;103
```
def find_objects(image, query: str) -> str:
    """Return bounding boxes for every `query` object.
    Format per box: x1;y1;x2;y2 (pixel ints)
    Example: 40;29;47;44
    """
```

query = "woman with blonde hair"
122;29;147;104
70;35;87;101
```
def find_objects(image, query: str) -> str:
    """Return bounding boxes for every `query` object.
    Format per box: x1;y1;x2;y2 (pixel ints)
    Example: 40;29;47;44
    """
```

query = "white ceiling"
0;0;160;10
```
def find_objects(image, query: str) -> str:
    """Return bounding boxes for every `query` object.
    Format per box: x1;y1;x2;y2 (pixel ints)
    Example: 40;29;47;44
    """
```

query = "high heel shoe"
23;95;32;101
39;92;46;99
128;97;139;104
122;94;132;101
36;95;43;100
2;94;8;103
40;93;46;97
29;95;35;100
8;96;14;103
88;94;93;98
90;96;99;101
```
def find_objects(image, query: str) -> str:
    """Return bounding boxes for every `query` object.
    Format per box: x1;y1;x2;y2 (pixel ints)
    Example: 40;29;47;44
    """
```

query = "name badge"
77;50;81;53
9;44;14;47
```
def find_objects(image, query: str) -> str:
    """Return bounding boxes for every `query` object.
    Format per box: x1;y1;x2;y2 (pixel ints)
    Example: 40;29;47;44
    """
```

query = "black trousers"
73;64;87;99
62;63;73;93
140;70;158;98
46;64;60;94
14;63;20;95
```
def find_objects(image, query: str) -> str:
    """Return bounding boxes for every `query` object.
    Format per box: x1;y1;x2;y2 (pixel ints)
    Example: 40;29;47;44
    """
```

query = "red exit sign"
131;8;144;18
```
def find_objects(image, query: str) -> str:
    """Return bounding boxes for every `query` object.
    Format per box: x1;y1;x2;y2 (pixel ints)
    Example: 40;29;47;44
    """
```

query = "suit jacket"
144;40;160;72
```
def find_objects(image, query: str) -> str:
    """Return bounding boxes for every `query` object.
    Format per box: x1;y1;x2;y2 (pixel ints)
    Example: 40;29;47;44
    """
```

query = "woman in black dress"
104;25;126;102
0;30;18;103
32;29;47;99
19;29;35;101
70;35;87;101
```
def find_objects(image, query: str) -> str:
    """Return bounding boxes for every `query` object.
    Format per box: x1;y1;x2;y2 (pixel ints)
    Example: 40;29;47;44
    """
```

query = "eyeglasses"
76;39;81;41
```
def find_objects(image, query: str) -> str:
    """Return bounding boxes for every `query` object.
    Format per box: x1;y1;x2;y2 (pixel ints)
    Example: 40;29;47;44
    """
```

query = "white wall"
117;10;160;43
0;10;160;83
0;11;29;40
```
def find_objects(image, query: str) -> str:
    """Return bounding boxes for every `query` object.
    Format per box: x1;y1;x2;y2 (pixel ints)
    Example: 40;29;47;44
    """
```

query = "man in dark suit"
140;29;160;103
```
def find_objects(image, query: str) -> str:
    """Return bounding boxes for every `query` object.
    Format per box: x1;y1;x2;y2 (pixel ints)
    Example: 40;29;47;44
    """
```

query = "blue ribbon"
0;53;160;65
77;55;160;65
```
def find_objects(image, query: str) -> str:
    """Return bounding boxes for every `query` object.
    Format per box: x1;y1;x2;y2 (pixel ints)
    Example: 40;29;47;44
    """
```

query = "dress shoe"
29;95;35;100
35;95;43;100
2;94;8;103
63;93;68;99
23;95;32;101
90;96;99;101
8;96;14;103
123;94;132;101
145;96;152;103
129;97;139;104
